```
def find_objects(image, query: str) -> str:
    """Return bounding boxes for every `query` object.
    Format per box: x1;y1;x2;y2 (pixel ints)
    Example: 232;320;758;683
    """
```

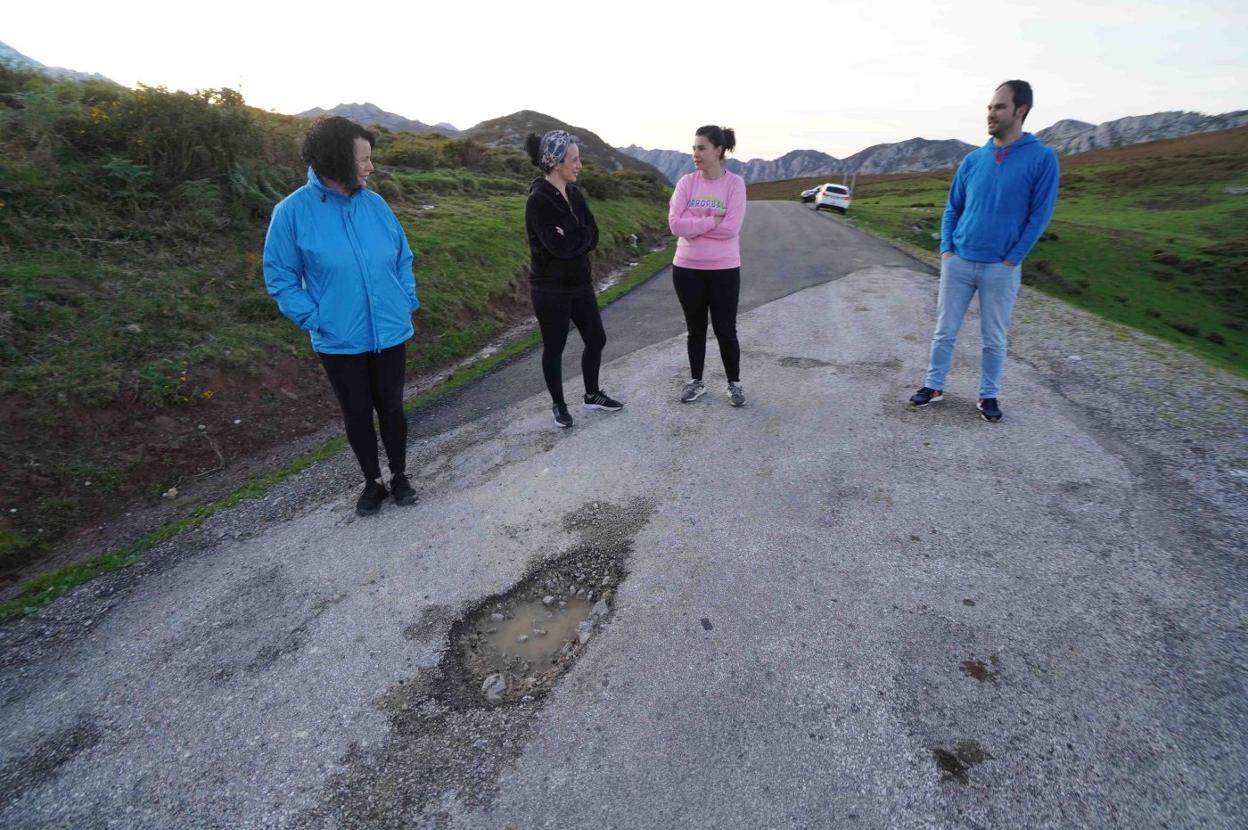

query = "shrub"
377;178;403;203
577;165;622;200
376;134;443;170
614;169;666;201
442;138;488;169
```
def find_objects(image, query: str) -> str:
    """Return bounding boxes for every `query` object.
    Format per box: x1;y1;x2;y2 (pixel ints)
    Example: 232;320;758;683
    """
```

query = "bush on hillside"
0;75;303;246
375;132;444;170
442;138;489;169
614;169;666;201
577;165;622;200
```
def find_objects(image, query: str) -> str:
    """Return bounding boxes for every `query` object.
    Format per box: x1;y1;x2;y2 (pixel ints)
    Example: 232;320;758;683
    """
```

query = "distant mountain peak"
465;111;662;177
294;102;459;136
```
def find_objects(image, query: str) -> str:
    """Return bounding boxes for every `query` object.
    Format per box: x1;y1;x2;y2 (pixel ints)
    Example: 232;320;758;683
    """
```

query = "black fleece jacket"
525;177;599;289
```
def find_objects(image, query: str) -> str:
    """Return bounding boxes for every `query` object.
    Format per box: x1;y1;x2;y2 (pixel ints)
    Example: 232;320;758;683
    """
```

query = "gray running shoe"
728;381;746;407
680;379;706;402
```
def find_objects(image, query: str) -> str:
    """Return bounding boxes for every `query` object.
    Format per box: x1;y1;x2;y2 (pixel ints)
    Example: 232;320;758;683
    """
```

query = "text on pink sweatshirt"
668;170;748;270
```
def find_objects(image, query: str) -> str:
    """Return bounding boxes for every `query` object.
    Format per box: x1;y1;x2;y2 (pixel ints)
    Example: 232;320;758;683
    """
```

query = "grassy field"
749;129;1248;375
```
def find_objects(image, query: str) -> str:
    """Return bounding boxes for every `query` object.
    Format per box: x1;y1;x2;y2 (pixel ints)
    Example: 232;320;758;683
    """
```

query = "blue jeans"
924;254;1021;399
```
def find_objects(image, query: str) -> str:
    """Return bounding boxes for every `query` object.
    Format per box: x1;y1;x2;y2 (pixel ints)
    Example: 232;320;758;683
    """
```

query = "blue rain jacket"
263;168;419;354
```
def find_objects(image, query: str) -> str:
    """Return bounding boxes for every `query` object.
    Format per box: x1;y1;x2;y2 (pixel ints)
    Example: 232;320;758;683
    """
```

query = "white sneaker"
728;381;746;407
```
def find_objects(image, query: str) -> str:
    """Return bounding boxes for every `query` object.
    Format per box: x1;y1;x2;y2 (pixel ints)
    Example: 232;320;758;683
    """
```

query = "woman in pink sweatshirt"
668;125;748;406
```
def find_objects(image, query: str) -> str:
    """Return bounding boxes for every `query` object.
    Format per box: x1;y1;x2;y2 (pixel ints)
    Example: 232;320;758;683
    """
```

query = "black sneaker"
583;390;623;411
356;479;389;516
553;404;574;428
390;474;417;506
909;387;944;407
977;398;1002;422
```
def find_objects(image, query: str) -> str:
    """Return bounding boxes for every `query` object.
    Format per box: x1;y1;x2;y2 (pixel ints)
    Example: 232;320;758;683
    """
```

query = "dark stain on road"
779;356;835;369
701;617;714;631
932;740;994;784
0;720;102;810
960;656;999;683
299;498;655;828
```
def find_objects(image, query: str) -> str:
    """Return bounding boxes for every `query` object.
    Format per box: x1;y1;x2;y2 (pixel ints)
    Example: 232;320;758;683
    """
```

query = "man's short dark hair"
996;80;1034;122
301;116;375;186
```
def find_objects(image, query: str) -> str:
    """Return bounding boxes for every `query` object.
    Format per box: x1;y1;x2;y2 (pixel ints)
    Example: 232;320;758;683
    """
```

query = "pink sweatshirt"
668;170;748;269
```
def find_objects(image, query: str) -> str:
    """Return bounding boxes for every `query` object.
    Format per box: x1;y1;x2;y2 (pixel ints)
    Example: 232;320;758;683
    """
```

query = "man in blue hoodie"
909;80;1059;422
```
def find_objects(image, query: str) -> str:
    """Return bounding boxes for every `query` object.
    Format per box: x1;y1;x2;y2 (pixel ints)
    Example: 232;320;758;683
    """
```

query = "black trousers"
672;265;741;383
530;284;607;407
319;342;407;482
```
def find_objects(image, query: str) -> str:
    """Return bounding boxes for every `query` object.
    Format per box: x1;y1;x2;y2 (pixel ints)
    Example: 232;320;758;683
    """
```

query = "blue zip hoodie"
263;168;419;354
940;133;1060;265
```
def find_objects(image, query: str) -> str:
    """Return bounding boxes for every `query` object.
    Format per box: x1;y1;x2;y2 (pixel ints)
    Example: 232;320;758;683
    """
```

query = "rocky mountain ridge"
625;109;1248;184
623;138;975;185
0;40;114;84
1034;110;1248;154
295;102;460;136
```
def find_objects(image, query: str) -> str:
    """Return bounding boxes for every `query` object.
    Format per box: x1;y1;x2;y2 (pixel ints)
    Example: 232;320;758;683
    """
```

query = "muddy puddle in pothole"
464;589;603;691
440;499;645;708
460;565;617;705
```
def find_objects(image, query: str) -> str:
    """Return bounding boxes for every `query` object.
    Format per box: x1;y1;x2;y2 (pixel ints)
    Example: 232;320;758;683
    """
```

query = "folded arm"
668;176;716;238
702;178;746;239
528;195;596;259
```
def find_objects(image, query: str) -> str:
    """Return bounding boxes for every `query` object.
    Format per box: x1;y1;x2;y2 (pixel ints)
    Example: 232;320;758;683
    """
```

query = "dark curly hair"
301;117;375;188
996;79;1034;122
696;125;736;160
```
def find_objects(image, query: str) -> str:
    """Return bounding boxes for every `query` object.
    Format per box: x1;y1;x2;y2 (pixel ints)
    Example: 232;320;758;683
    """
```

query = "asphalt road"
406;198;917;436
1;202;1244;829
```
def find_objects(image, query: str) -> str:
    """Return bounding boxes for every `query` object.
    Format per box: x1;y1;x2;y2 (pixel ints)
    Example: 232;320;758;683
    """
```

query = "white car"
814;183;851;214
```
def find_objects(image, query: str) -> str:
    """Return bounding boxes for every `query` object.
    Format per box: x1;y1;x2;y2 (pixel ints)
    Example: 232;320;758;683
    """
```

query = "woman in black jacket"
524;130;623;428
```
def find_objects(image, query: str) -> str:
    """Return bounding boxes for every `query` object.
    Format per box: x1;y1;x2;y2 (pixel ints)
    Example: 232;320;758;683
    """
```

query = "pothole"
431;498;653;713
301;498;656;827
454;547;622;706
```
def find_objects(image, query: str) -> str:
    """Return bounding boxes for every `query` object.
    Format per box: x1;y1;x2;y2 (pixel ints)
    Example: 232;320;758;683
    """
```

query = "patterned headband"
539;130;572;172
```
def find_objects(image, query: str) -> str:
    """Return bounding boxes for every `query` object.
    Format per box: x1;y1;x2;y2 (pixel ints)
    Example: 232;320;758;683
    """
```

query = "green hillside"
749;129;1248;375
0;68;669;583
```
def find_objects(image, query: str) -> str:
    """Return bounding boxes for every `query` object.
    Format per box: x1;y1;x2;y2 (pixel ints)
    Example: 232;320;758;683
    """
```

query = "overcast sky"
6;0;1245;160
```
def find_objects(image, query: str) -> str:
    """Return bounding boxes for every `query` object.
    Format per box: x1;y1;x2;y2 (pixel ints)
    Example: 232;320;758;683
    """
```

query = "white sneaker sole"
584;403;623;412
681;387;707;403
912;396;944;407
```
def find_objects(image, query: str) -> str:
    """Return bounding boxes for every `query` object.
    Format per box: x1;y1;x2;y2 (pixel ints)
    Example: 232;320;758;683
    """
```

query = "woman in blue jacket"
263;117;420;516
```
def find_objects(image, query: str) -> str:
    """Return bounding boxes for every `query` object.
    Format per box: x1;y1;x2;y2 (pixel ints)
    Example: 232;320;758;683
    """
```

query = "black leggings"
531;284;606;407
319;342;407;482
673;265;741;383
